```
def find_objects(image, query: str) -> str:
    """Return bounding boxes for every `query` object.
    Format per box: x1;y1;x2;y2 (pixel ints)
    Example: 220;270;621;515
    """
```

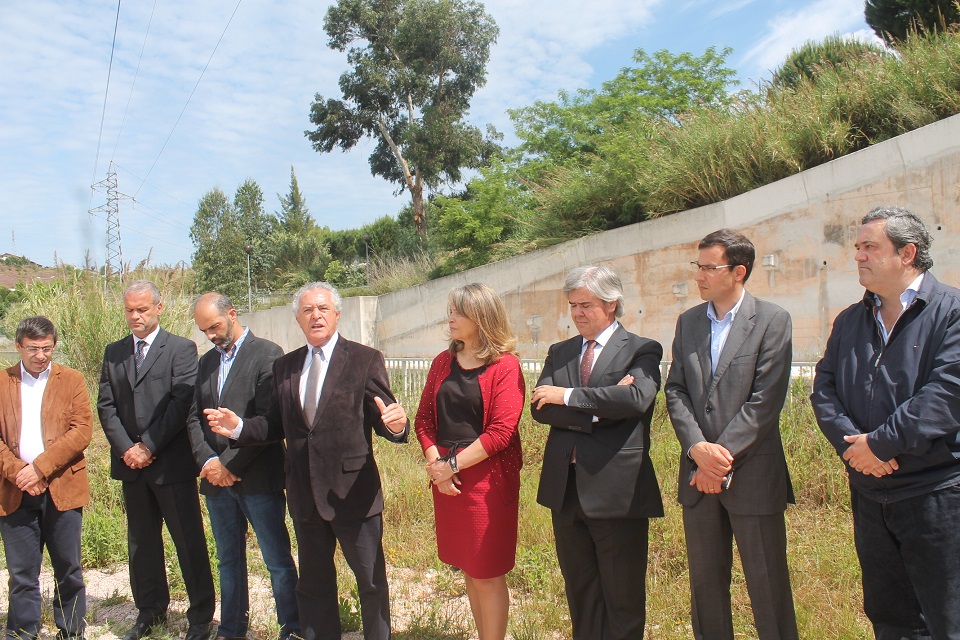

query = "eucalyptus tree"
305;0;500;234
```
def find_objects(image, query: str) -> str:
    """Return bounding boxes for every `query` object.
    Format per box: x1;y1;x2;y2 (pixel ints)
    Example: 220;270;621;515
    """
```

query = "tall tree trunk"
411;182;426;235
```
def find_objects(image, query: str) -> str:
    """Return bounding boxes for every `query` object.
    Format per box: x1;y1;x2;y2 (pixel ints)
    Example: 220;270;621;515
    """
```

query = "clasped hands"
201;457;240;487
689;442;733;494
425;458;461;496
123;442;155;470
15;463;48;496
843;433;898;477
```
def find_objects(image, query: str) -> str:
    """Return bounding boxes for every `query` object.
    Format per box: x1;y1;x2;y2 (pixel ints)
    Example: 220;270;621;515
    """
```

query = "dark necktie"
580;340;597;386
303;348;324;425
135;339;146;375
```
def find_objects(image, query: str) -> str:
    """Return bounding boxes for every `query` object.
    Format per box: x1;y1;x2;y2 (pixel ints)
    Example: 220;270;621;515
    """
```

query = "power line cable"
91;0;123;186
87;211;194;252
129;199;192;231
114;163;193;208
109;0;158;162
133;0;244;199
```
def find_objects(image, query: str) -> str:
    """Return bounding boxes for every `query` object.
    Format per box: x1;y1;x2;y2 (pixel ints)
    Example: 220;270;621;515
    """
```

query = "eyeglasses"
22;346;55;355
690;262;734;274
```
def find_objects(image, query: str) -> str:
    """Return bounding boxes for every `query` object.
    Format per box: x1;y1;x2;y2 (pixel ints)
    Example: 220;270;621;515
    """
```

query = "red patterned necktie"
580;340;597;386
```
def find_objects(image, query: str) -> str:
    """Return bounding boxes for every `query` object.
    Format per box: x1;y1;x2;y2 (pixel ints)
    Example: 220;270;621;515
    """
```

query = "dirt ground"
0;565;475;639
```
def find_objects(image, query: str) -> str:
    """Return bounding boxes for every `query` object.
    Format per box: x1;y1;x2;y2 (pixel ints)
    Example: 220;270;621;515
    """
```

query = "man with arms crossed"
0;316;92;640
98;280;215;640
206;282;409;640
531;265;663;639
812;206;960;639
665;229;798;640
187;292;300;640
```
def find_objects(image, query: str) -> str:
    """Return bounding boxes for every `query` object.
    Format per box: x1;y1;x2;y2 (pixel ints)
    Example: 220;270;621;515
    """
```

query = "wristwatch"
448;455;460;474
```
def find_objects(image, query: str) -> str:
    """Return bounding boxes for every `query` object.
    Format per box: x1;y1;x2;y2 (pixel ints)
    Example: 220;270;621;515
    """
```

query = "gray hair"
123;279;161;304
194;292;235;316
862;206;934;271
563;265;625;318
292;281;343;313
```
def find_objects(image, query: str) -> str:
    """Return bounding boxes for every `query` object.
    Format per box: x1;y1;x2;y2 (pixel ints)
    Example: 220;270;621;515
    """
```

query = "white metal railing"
384;358;819;400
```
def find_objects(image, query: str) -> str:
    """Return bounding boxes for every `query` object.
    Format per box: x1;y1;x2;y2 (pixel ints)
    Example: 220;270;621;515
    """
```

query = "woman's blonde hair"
447;283;517;364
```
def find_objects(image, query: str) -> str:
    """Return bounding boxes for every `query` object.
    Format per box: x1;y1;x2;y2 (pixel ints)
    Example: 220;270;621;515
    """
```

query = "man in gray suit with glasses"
666;229;798;640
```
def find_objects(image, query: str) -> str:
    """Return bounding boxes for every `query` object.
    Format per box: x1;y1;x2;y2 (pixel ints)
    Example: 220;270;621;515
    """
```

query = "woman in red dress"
415;283;524;640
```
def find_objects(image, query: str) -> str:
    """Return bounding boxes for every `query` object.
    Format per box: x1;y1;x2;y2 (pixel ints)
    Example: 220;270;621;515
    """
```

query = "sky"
0;0;876;268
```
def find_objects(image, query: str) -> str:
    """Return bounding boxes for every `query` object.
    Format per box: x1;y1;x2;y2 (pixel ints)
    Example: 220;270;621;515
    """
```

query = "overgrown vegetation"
374;377;869;639
1;278;868;637
185;27;960;292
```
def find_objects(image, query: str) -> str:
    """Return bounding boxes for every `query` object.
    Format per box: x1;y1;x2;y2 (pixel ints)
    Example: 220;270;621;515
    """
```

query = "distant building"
0;253;40;267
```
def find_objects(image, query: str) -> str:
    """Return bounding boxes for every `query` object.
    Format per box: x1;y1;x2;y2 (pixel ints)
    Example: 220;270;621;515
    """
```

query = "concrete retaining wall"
231;114;960;360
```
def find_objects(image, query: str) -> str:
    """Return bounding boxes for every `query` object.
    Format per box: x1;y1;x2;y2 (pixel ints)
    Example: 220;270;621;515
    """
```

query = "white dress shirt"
19;362;51;464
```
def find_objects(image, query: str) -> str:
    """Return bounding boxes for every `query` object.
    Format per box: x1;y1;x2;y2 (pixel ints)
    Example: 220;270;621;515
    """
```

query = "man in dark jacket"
812;206;960;640
187;293;299;640
531;265;663;640
98;280;215;640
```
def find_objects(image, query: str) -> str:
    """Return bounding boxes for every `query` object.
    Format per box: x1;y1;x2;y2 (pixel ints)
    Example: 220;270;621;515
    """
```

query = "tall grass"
527;28;960;245
0;269;214;605
376;375;869;639
4;274;867;637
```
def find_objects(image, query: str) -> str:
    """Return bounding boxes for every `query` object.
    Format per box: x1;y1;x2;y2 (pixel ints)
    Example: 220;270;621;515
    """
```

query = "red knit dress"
414;350;525;579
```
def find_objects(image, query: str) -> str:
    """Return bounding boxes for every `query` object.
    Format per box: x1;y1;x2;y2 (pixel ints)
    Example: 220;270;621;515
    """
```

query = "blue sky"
0;0;874;268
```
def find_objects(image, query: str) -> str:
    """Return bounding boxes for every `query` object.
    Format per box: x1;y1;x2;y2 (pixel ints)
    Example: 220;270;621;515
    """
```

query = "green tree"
276;166;314;235
431;159;532;273
771;34;889;90
865;0;960;42
305;0;500;235
509;47;737;165
234;178;273;291
269;169;331;289
190;181;272;304
191;187;242;300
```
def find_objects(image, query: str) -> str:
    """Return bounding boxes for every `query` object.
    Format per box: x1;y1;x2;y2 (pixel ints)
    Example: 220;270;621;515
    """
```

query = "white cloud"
739;0;867;79
707;0;759;20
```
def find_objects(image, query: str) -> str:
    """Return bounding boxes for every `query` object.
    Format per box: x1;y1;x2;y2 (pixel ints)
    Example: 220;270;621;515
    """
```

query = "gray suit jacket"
187;331;285;496
533;324;664;519
665;291;794;514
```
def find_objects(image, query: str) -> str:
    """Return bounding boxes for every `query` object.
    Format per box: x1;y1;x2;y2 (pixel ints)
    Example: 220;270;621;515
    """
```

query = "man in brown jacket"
0;316;92;639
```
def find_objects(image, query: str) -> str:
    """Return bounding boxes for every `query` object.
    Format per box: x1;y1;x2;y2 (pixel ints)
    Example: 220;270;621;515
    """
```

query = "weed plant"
3;275;868;637
373;374;869;639
527;28;960;249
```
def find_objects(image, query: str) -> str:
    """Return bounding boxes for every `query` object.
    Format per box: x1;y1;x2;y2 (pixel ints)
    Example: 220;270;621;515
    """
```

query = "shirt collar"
706;289;746;323
307;331;339;361
585;321;619;348
216;327;249;359
135;325;161;348
20;361;51;381
872;272;925;309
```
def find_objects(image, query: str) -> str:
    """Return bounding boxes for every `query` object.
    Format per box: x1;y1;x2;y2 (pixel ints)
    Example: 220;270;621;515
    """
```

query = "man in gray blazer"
531;265;663;640
187;293;299;640
665;229;797;640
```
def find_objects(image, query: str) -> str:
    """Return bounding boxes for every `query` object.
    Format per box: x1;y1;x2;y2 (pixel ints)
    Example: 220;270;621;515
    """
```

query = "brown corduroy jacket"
0;362;92;515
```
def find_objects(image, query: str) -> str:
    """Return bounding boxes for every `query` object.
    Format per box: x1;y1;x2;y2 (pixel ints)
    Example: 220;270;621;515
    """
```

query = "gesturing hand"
375;396;407;433
205;407;241;438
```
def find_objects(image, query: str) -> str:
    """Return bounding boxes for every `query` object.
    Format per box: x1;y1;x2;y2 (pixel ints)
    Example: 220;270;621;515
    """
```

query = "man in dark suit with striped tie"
531;265;664;639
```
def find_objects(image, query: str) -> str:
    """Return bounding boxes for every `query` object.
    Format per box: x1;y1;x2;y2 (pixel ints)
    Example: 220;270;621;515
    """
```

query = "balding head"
193;292;242;350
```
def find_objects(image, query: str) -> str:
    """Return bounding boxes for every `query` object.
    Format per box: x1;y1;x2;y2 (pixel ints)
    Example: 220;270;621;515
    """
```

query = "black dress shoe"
122;618;165;640
184;623;212;640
